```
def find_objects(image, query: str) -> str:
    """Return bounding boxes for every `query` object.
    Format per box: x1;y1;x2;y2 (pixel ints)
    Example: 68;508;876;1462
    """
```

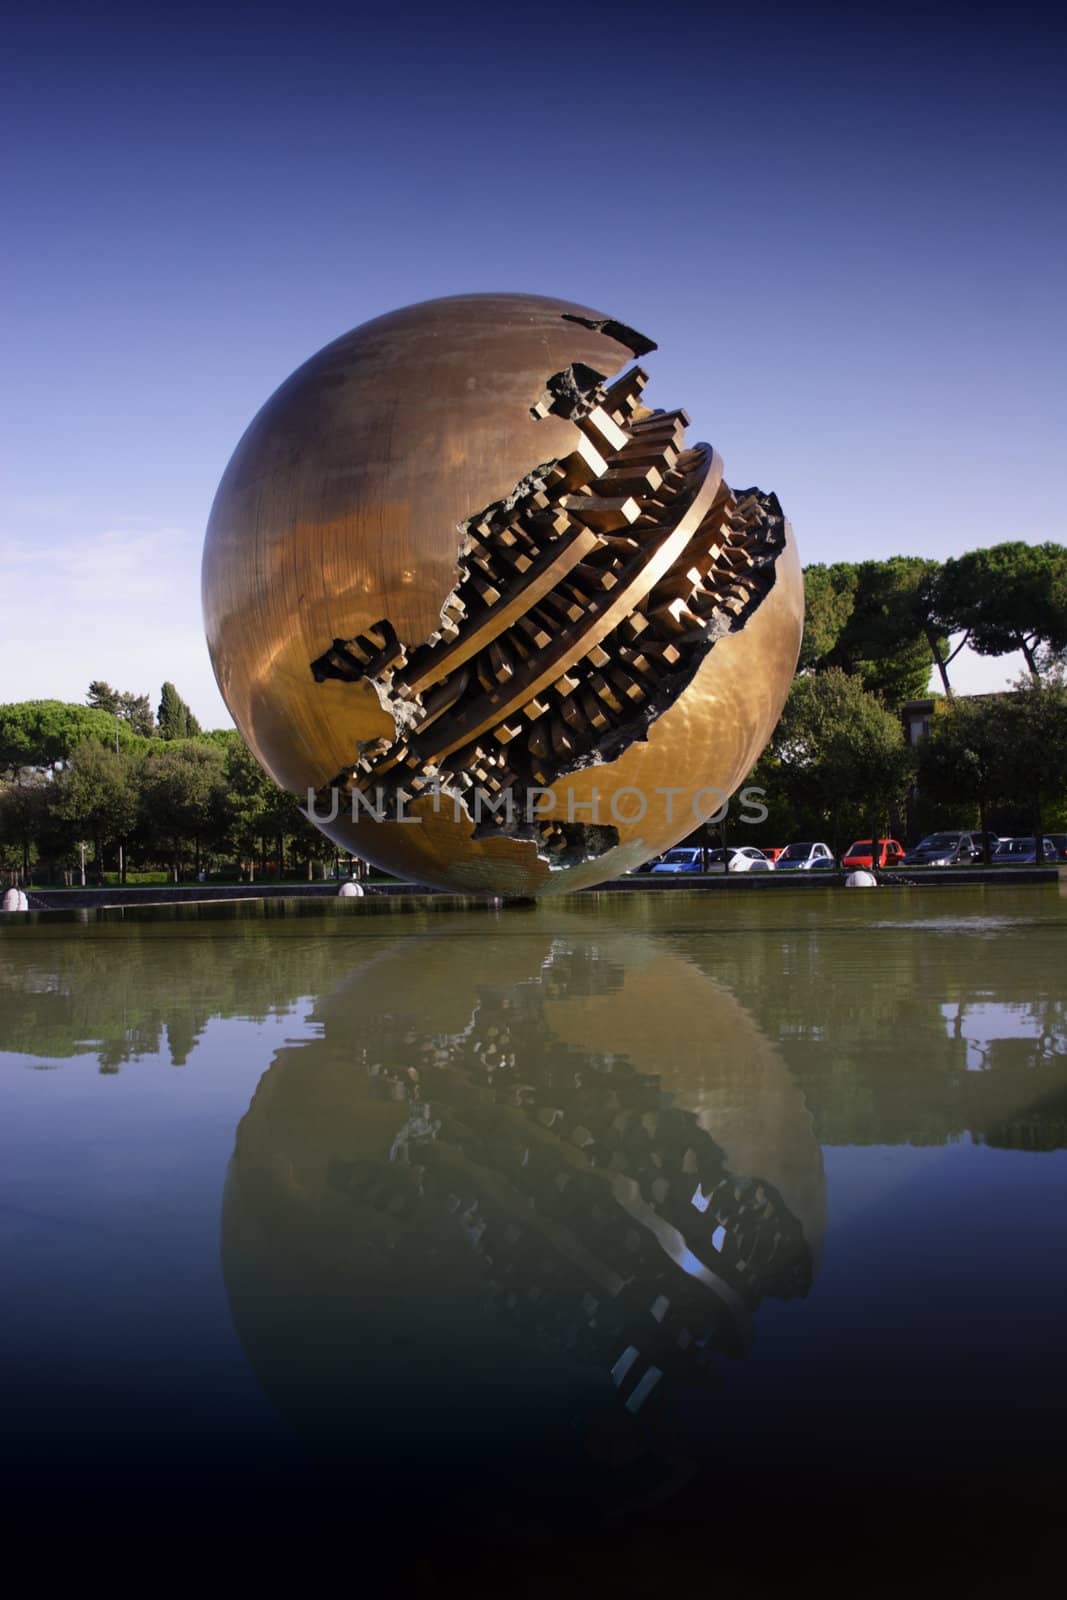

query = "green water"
1;884;1065;1580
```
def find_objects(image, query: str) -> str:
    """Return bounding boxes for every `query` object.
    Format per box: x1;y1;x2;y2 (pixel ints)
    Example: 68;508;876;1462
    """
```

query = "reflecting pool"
2;887;1065;1581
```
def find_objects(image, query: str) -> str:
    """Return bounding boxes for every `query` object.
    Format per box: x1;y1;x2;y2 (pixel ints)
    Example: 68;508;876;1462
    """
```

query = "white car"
707;846;775;873
774;841;835;872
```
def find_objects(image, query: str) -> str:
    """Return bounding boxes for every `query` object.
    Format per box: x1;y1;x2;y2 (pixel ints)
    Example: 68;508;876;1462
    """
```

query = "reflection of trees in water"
223;932;823;1526
0;910;380;1070
678;912;1067;1150
2;896;1064;1147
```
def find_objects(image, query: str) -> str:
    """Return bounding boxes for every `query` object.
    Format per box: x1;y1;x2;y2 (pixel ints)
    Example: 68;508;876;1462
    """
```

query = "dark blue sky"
2;1;1064;720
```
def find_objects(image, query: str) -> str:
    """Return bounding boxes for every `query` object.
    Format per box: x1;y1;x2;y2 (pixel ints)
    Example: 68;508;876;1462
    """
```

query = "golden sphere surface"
202;293;803;893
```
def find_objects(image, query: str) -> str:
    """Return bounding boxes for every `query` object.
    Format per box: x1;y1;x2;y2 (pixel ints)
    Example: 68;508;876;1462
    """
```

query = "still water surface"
2;887;1065;1579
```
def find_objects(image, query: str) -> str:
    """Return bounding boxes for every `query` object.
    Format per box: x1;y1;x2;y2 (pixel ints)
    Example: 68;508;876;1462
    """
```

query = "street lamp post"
113;713;124;883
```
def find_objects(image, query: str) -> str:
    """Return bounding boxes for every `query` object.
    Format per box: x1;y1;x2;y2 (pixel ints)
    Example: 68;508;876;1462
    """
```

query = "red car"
762;847;788;863
841;838;905;869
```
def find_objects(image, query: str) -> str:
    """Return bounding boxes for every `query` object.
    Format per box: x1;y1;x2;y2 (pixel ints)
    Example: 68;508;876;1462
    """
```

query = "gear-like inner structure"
310;344;787;857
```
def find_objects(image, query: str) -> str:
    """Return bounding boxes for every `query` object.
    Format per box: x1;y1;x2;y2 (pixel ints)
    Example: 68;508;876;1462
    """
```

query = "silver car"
774;841;835;872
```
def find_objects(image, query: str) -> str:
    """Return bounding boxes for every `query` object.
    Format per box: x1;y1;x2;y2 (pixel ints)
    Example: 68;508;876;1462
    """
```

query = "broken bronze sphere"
202;294;803;894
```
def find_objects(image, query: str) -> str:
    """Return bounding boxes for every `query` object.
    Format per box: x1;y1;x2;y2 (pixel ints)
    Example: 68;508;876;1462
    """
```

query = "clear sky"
2;1;1064;726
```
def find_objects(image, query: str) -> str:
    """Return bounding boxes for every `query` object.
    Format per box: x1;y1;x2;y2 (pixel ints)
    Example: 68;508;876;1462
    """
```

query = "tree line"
83;678;203;740
2;538;1066;883
0;686;334;884
746;540;1067;854
800;541;1066;700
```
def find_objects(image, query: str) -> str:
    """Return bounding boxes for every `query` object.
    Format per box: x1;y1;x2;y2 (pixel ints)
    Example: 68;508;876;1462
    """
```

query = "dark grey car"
902;832;980;867
992;837;1058;865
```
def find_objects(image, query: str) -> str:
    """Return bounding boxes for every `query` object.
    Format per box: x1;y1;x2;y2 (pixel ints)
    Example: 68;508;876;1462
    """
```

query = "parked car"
775;841;835;872
762;847;788;863
841;838;905;870
650;847;703;874
721;846;775;873
992;837;1059;865
902;831;981;867
1044;833;1067;862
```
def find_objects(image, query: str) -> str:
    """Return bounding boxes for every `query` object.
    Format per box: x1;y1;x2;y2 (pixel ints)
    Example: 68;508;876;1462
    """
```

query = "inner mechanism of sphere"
310;327;788;870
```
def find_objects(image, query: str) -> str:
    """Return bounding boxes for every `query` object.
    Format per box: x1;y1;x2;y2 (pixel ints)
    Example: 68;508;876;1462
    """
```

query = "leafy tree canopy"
53;740;142;849
934;542;1067;681
87;680;122;716
141;738;226;846
798;563;858;669
222;732;311;852
771;667;915;841
800;558;942;707
996;679;1067;813
88;681;156;737
918;696;1008;806
798;547;1067;700
157;682;202;740
0;700;141;778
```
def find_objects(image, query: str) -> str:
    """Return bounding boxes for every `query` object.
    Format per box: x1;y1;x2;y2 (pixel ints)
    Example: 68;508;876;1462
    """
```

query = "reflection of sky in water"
941;999;1067;1071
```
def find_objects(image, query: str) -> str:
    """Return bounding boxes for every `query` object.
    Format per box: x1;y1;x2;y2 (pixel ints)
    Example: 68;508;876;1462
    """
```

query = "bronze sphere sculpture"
202;294;803;894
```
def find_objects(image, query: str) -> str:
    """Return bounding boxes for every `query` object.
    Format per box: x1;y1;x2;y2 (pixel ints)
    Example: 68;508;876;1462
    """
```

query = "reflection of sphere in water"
542;939;826;1260
222;929;824;1526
